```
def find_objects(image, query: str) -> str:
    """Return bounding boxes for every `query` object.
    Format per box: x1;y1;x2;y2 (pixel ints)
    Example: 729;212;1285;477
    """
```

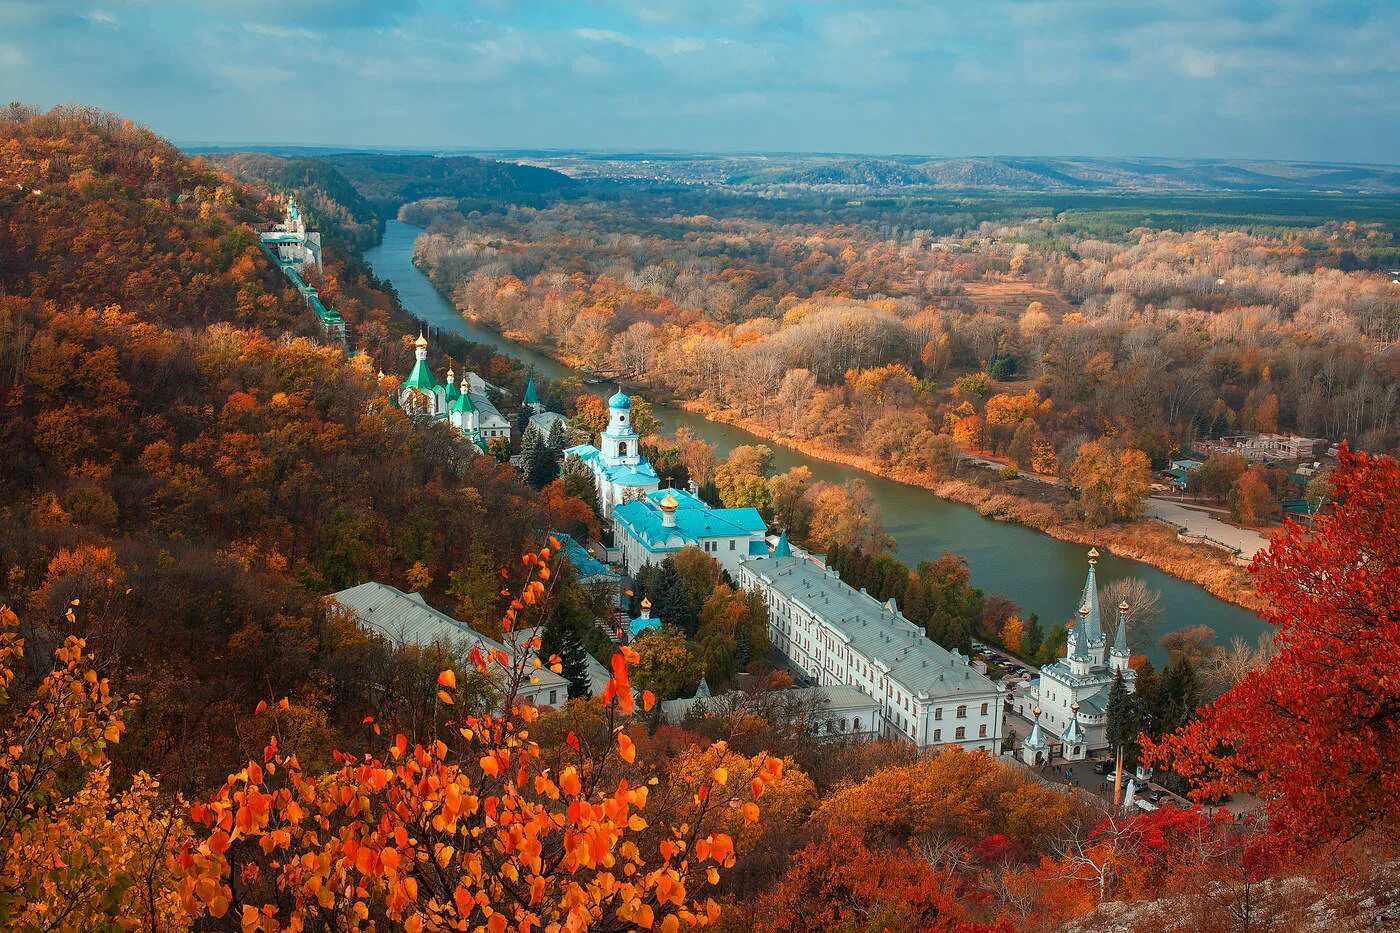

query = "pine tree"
1160;656;1198;734
1210;411;1231;438
650;559;696;635
547;419;567;453
734;621;751;669
557;623;592;700
1105;672;1138;765
522;428;559;489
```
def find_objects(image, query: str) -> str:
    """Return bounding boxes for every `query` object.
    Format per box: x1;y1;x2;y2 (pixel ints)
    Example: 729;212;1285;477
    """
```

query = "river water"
365;220;1268;666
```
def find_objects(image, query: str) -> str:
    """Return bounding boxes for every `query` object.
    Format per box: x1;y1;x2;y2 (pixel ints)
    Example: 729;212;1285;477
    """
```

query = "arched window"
956;704;967;718
853;717;861;731
839;718;847;731
955;726;966;740
617;441;628;456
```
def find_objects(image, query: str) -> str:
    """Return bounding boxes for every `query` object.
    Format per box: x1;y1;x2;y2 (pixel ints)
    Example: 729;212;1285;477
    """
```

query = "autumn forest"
1;102;1398;932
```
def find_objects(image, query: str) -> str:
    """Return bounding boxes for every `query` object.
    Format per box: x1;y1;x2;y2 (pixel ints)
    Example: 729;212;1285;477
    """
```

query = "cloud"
2;0;1396;160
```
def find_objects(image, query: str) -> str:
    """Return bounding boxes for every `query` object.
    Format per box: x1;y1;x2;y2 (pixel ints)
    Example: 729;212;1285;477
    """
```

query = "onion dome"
608;389;631;410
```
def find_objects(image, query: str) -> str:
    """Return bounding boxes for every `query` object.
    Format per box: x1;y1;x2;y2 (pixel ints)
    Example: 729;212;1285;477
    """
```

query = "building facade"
613;488;768;577
563;390;660;518
737;545;1005;753
1014;548;1135;760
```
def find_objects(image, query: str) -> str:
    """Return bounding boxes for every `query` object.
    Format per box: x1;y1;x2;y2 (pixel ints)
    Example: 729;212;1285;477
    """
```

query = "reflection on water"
366;220;1268;665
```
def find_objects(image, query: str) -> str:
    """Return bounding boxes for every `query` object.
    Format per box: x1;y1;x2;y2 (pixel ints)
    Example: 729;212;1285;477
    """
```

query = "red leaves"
1148;444;1400;849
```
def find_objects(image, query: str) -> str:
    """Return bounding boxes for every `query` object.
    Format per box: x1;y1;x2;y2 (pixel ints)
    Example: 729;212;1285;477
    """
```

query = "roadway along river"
366;220;1269;666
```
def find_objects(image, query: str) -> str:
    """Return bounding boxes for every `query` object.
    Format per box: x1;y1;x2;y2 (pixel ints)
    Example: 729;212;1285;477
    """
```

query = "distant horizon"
176;140;1400;171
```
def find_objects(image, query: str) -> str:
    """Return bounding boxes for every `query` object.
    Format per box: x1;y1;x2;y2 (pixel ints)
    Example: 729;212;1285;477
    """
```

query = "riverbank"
679;399;1269;615
445;301;1268;614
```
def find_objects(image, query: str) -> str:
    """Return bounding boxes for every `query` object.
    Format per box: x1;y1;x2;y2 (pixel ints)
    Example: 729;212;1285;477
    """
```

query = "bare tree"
1099;577;1164;643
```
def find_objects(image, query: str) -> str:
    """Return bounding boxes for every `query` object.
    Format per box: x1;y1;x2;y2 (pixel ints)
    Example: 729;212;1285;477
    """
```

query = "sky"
2;0;1398;162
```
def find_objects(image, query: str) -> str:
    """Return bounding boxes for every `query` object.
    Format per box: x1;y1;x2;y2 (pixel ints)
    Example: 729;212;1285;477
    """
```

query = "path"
1144;498;1272;561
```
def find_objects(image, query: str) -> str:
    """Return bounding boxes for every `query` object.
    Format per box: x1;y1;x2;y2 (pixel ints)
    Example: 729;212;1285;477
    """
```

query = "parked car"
1092;761;1113;775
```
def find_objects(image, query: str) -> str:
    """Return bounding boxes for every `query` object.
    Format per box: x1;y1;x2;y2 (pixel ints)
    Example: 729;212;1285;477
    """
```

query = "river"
365;219;1269;666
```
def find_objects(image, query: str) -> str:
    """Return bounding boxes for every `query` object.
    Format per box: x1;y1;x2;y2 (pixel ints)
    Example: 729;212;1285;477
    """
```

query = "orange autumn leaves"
172;547;782;931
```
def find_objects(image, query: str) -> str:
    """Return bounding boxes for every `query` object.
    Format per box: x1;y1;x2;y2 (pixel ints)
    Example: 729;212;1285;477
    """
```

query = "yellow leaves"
436;690;454;705
661;914;680;933
617;733;636;764
712;767;728;786
742;802;760;825
480;754;502;778
560;769;582;797
437;669;457;689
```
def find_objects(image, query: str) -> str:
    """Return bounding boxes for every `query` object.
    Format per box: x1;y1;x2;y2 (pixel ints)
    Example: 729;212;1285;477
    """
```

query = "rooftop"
614;496;766;550
743;553;1001;700
331;582;568;691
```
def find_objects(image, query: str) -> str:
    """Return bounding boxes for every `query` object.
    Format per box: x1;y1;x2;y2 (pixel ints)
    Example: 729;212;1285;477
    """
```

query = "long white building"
737;540;1005;752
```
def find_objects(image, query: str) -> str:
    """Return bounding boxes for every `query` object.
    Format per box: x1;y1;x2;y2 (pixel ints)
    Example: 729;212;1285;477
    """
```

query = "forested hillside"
1;105;1396;932
0;104;549;788
319;152;578;212
210;151;383;251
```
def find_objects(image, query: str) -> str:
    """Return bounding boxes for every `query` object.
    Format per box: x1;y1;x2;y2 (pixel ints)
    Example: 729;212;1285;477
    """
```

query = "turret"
601;388;640;465
773;530;791;558
523;371;543;414
1021;705;1048;765
1069;605;1092;676
1081;547;1105;651
1110;600;1132;673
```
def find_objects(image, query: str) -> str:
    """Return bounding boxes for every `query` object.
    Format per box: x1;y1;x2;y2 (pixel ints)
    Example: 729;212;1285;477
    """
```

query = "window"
549;690;558;705
840;718;847;731
979;724;988;737
981;702;989;715
933;729;941;741
955;727;966;740
729;540;736;550
956;705;967;719
934;707;942;721
854;718;861;731
618;441;628;456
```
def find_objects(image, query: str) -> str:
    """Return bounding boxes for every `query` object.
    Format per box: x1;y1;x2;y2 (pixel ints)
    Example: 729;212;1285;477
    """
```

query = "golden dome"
659;492;679;511
1071;701;1080;713
1119;600;1130;611
640;597;652;610
1078;604;1090;616
414;331;429;349
1087;547;1099;563
1032;706;1042;717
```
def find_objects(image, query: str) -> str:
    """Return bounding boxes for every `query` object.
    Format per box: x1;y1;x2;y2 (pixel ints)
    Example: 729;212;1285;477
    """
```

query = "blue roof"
552;531;618;582
564;444;659;487
631;614;661;638
748;540;770;556
614;497;766;553
642;488;708;509
609;391;631;410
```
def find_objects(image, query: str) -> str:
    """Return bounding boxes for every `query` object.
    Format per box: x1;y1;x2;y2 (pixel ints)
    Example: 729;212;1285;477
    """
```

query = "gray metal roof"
658;684;881;723
331;582;568;691
743;554;1001;701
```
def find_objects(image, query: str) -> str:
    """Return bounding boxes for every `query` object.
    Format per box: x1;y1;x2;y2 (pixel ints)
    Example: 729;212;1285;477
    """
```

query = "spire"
773;531;791;558
1071;605;1092;661
1112;600;1130;656
523;370;540;406
1063;701;1086;745
695;677;711;699
1080;547;1104;644
1026;706;1047;749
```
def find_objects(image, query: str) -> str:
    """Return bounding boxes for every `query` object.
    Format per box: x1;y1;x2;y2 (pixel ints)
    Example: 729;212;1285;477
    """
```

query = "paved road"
1145;498;1272;560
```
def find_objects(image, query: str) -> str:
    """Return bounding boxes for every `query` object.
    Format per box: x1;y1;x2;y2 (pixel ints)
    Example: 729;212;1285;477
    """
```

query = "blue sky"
2;0;1397;161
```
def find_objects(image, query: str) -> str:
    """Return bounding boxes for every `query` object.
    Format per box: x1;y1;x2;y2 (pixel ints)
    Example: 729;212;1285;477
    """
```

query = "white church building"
1017;548;1136;764
563;390;660;518
395;333;511;451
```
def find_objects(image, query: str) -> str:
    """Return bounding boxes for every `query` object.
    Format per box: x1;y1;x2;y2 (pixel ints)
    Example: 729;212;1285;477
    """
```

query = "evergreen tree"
1133;660;1162;737
697;481;721;507
734;621;751;669
1160;656;1199;734
547;419;568;453
649;559;697;636
561;458;601;518
1105;672;1138;766
1209;411;1231;438
1019;614;1044;658
522;428;559;489
556;624;592;700
1190;411;1210;439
